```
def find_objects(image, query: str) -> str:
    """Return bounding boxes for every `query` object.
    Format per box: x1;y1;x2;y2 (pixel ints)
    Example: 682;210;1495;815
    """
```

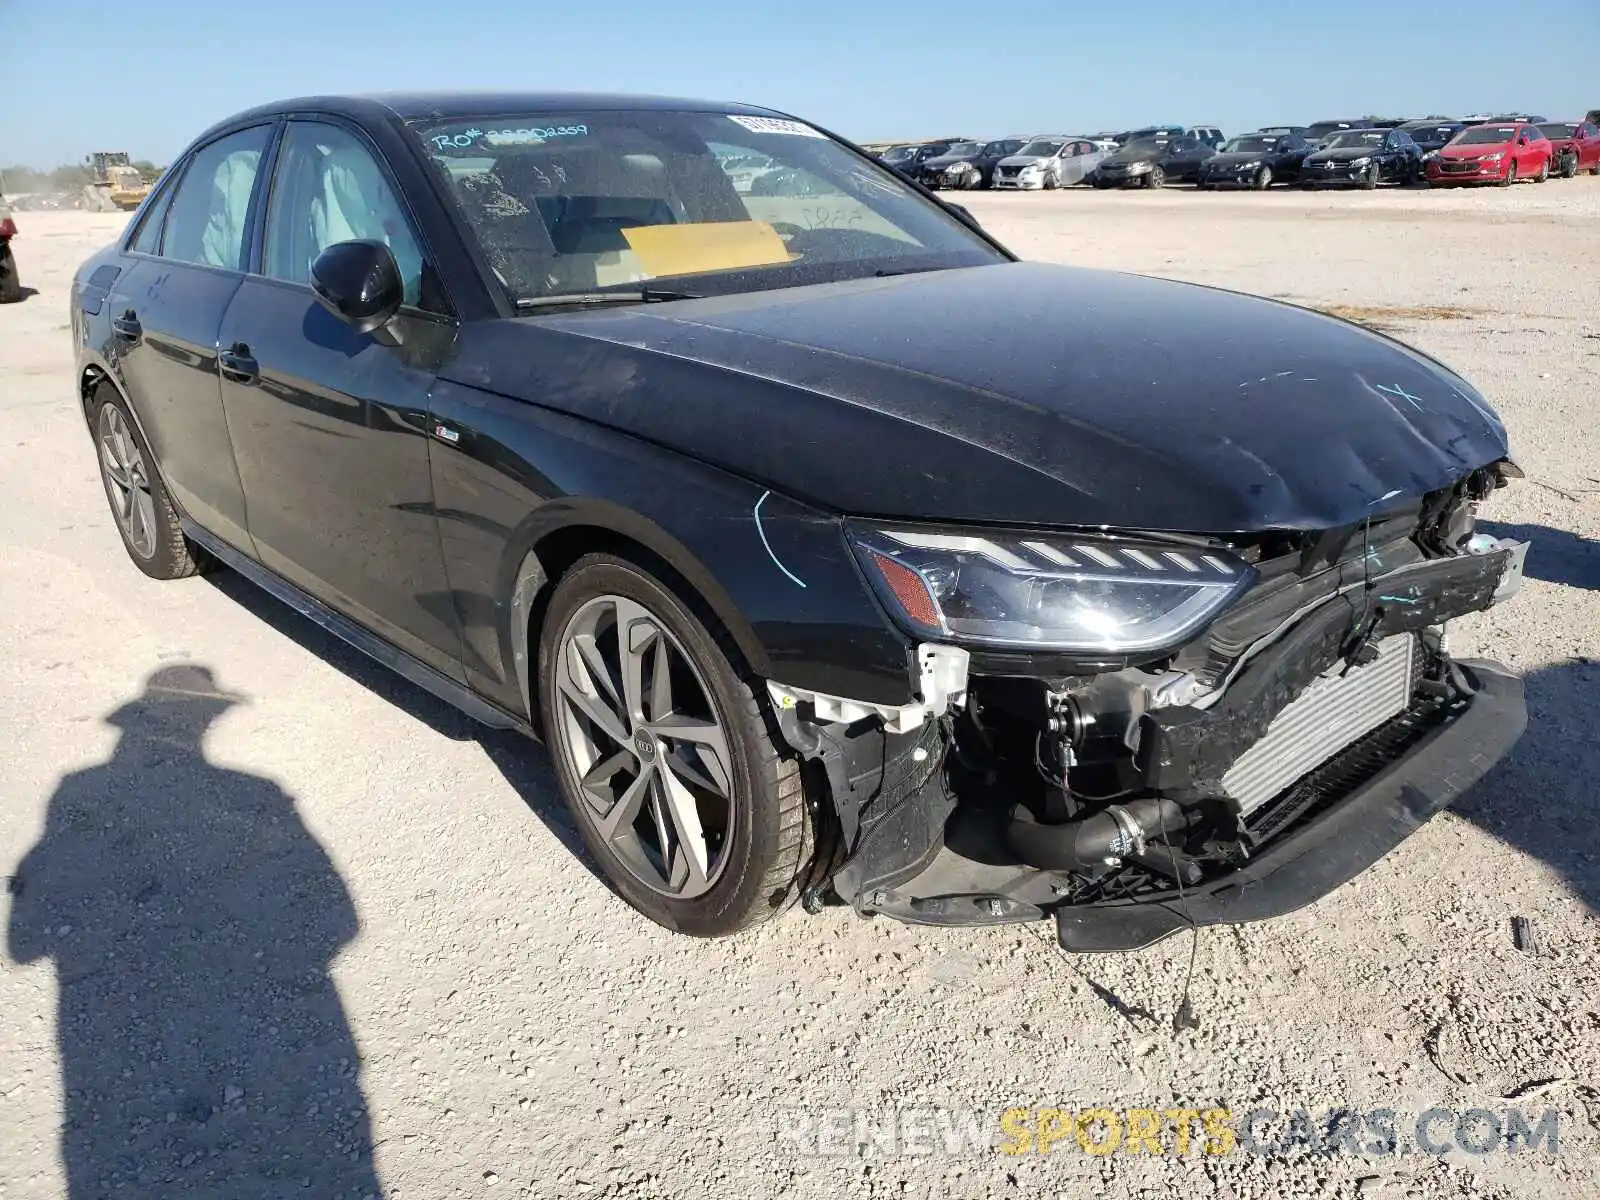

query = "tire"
1500;161;1516;187
1254;165;1273;190
1535;158;1549;183
1042;171;1059;190
1559;152;1578;179
90;386;210;580
538;553;813;937
1145;165;1165;189
1359;162;1380;189
0;247;20;304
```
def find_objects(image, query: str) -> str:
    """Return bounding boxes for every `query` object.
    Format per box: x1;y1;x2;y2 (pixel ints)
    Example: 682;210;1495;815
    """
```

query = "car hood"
1306;146;1385;163
1439;142;1511;158
446;263;1509;533
921;152;981;169
1103;147;1165;165
997;154;1054;168
1206;150;1281;166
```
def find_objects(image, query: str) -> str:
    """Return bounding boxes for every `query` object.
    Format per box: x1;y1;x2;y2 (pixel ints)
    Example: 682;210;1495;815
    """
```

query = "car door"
215;117;466;679
106;124;274;551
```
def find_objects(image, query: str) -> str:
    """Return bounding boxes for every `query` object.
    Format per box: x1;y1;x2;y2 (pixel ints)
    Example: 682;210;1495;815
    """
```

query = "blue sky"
3;0;1597;168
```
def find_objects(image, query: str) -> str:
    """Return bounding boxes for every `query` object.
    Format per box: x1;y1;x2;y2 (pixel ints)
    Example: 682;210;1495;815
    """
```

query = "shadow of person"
6;665;383;1199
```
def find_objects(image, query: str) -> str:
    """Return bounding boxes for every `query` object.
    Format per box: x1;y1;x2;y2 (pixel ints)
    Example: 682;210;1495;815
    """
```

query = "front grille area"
1222;634;1417;814
997;165;1020;177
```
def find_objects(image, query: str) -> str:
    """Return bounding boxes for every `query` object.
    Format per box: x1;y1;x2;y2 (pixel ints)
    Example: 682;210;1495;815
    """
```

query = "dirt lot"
2;184;1598;1199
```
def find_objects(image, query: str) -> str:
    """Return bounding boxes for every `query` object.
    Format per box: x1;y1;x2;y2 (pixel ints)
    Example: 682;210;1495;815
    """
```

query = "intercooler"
1221;634;1417;814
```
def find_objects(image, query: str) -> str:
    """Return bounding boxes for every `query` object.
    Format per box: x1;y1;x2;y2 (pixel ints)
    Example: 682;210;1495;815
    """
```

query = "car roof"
190;91;792;144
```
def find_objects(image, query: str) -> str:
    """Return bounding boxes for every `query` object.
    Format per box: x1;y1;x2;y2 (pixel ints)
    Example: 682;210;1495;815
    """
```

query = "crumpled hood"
1103;145;1166;165
1205;150;1282;167
921;152;982;170
447;262;1510;533
997;154;1054;168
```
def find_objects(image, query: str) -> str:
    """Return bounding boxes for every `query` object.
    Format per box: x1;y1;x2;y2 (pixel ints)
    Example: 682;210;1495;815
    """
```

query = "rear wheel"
538;554;813;936
91;387;210;579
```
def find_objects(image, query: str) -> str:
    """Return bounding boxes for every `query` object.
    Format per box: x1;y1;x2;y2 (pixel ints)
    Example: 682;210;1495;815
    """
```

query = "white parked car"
992;136;1112;190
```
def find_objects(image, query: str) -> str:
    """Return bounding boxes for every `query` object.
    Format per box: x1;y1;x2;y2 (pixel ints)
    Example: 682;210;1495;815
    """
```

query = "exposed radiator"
1222;634;1417;814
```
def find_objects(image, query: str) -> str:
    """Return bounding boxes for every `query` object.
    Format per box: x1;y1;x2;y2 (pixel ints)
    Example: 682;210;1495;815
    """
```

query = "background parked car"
1426;122;1553;187
878;140;969;180
1197;132;1312;189
993;137;1107;190
1188;125;1227;148
1257;125;1309;138
1300;127;1422;188
1399;120;1466;157
0;195;20;303
1536;121;1600;177
1113;124;1184;145
1304;118;1373;146
1093;134;1215;188
920;139;1027;190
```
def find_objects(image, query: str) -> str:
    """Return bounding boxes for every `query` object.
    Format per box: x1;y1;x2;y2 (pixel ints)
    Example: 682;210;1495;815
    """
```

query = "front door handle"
218;342;260;384
112;311;142;343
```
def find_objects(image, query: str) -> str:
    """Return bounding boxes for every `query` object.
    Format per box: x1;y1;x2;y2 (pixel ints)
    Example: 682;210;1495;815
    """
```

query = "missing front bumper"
1053;658;1526;951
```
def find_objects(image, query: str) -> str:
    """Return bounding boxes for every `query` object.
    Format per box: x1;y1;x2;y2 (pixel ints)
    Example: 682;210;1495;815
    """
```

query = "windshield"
881;146;916;162
1323;131;1386;149
1017;140;1064;157
1453;125;1519;145
982;140;1023;157
1306;122;1355;140
1120;138;1165;154
417;112;1003;304
1222;136;1279;153
943;142;981;157
1537;123;1577;140
1403;124;1458;141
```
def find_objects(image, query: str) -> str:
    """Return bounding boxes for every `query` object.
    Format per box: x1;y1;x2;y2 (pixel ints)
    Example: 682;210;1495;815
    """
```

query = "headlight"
1237;160;1261;170
1127;161;1152;173
1349;157;1372;168
1019;163;1042;174
1484;152;1504;162
947;161;974;173
847;526;1255;653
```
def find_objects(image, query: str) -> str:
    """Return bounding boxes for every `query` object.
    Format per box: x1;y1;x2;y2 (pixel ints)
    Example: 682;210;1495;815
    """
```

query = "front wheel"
1359;162;1380;189
1254;165;1273;190
1535;158;1549;183
91;388;210;579
1500;161;1517;187
1559;152;1579;178
1042;171;1059;190
538;554;814;936
1145;165;1165;189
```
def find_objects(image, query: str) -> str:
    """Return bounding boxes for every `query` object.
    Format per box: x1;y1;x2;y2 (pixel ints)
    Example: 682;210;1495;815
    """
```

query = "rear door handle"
112;312;142;343
218;343;260;384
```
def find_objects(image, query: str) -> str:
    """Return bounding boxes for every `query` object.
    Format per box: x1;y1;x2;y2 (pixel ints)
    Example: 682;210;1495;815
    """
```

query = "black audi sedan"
1300;127;1423;187
1196;132;1313;188
73;93;1529;951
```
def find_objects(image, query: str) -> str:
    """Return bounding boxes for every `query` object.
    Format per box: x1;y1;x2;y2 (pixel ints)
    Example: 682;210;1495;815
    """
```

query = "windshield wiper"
514;286;701;312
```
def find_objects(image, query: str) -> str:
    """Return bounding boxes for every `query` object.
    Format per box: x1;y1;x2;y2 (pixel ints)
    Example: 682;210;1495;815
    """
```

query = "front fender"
426;380;917;721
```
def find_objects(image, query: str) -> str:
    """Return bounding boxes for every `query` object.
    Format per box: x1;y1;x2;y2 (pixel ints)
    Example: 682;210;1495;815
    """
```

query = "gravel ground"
2;182;1597;1199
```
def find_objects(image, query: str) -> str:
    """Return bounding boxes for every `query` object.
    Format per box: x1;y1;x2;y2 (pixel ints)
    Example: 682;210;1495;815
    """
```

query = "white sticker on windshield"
726;115;826;138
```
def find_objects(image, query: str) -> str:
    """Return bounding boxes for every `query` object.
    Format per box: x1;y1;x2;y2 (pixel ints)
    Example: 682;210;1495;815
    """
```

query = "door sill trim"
182;519;533;736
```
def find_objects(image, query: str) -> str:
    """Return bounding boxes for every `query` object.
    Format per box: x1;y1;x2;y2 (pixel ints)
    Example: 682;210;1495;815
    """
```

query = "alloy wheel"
551;594;736;899
97;404;157;559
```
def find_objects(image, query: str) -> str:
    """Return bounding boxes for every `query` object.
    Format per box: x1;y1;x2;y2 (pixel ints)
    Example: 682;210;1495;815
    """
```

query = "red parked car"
1426;122;1553;186
1536;121;1600;177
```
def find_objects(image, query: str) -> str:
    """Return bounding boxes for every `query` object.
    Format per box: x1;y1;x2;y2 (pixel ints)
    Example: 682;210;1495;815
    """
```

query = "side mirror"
310;240;403;333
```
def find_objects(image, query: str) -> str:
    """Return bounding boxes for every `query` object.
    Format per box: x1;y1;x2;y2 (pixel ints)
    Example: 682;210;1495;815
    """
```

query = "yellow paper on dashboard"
622;221;794;278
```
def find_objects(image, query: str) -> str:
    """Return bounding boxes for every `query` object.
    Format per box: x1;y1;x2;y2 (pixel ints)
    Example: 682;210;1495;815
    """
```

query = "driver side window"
263;121;427;308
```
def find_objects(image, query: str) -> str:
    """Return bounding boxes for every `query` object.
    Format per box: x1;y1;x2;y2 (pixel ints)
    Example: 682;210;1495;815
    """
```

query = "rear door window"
161;125;273;271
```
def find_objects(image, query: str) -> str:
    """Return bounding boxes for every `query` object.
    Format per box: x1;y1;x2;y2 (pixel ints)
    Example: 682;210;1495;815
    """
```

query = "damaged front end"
769;462;1530;951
